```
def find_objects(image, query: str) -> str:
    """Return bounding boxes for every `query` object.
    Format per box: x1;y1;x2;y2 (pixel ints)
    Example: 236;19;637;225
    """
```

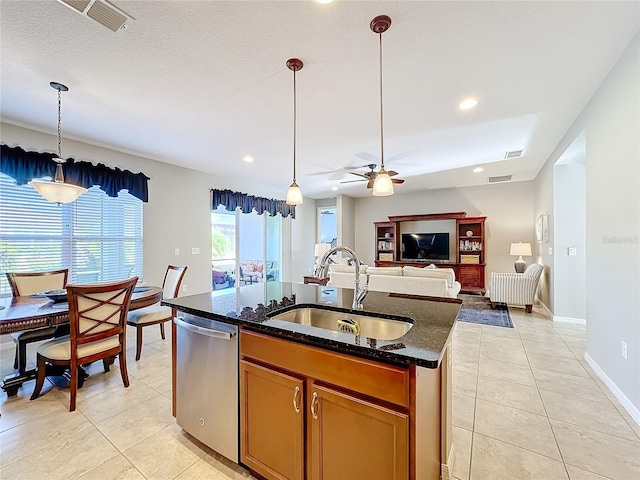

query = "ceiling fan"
340;164;405;189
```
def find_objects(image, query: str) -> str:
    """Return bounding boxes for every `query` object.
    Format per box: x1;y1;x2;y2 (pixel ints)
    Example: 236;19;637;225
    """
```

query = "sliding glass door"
211;206;282;292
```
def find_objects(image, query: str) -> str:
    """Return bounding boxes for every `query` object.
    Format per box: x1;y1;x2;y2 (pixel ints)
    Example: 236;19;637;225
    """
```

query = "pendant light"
285;58;304;206
29;82;87;204
370;15;394;197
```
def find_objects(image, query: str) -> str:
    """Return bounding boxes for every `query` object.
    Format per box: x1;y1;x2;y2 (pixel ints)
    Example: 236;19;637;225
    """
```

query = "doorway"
553;132;587;323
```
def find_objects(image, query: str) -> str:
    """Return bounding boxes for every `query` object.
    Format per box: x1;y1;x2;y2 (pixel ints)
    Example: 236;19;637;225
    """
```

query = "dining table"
0;285;162;396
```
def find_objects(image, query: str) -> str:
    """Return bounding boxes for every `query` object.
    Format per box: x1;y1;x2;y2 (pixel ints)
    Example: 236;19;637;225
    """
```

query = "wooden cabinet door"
240;360;305;480
309;383;409;480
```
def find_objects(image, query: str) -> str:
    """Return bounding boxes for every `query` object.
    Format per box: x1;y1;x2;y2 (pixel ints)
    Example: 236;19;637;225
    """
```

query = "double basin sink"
267;305;413;341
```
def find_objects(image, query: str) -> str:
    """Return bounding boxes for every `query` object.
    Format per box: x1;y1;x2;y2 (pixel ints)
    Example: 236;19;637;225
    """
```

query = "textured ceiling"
1;1;638;199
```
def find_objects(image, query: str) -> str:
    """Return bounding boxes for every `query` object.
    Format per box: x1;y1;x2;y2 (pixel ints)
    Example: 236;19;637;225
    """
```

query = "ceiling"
1;1;638;199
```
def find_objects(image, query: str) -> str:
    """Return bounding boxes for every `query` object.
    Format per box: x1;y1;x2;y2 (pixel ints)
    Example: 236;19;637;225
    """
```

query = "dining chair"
6;269;69;374
126;265;187;360
30;277;138;412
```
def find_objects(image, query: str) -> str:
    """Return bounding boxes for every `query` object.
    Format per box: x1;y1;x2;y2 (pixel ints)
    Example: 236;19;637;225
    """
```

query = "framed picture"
537;213;549;243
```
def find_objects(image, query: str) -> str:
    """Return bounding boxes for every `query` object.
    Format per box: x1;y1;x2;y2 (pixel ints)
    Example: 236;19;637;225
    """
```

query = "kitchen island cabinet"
164;282;459;480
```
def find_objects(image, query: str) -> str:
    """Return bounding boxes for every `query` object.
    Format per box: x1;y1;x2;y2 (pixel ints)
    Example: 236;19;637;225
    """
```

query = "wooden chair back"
162;265;187;300
6;269;68;297
67;277;138;353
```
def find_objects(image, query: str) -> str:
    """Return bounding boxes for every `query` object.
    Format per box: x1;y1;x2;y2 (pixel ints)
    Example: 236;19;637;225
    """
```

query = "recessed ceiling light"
243;155;254;163
473;167;484;173
459;98;478;110
331;186;338;191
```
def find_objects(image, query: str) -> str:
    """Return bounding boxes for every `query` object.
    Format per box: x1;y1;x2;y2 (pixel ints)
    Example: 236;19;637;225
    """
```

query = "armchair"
489;263;544;313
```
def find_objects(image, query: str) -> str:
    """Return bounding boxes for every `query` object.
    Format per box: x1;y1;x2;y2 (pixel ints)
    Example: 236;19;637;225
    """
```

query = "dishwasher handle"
174;316;236;340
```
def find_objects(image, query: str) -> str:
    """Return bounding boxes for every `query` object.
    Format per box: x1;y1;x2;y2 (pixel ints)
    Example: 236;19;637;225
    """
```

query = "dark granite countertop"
163;282;460;369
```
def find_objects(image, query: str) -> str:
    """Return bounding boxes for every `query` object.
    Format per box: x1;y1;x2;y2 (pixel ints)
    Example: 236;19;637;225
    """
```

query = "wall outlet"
192;247;200;255
174;248;180;256
622;341;627;360
182;285;188;292
567;247;577;256
548;247;553;255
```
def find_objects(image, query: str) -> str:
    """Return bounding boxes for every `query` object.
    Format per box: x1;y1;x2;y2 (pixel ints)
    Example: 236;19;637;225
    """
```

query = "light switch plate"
192;247;200;255
568;247;577;256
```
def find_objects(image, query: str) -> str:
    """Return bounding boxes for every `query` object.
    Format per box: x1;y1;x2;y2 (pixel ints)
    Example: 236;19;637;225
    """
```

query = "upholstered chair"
126;265;187;360
489;263;544;313
30;277;138;412
6;269;68;374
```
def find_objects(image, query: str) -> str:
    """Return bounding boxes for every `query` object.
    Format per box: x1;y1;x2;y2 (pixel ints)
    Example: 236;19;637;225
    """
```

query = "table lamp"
510;242;532;273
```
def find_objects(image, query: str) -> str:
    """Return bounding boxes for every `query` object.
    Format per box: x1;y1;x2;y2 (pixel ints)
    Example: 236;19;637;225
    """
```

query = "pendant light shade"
285;58;304;206
286;181;303;205
28;82;87;204
370;15;394;197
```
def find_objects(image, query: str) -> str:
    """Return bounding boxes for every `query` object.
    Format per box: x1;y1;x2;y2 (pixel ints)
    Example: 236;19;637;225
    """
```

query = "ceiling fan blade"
387;170;399;177
354;152;380;164
366;178;375;189
340;179;367;184
345;163;374;171
391;178;405;184
348;171;370;179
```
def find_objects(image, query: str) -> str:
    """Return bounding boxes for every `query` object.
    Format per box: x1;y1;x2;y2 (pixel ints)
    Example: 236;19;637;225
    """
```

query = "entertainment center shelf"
374;212;486;293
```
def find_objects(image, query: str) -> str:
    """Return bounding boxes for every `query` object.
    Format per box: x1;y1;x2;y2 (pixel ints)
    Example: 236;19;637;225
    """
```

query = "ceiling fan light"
372;170;394;196
286;181;303;205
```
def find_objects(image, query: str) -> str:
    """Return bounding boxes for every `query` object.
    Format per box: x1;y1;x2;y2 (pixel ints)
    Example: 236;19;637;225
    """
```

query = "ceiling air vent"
58;0;133;32
488;175;512;183
504;150;524;159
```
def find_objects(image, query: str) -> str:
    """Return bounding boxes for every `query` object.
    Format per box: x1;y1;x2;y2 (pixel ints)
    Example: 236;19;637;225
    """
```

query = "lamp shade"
285;182;303;205
510;242;532;256
314;243;331;257
28;179;87;204
372;170;394;196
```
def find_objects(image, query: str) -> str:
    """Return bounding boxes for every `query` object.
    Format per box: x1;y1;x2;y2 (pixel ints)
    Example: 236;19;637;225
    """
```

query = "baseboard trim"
584;352;640;426
538;299;553;319
441;443;455;480
553;315;587;325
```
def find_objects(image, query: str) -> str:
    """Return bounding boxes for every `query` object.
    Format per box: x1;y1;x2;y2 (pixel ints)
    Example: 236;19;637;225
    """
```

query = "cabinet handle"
311;391;318;420
293;386;300;413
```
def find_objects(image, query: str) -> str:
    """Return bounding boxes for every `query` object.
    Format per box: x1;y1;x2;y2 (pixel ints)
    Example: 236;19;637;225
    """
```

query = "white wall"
288;197;316;280
1;122;312;293
337;194;356;250
534;34;640;417
353;182;536;285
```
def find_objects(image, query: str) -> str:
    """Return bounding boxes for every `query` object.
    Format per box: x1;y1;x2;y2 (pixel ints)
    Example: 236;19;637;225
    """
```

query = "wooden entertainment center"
374;212;487;294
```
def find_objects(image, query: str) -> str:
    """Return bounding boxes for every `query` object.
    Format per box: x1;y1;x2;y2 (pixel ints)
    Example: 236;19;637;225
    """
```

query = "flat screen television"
401;233;450;261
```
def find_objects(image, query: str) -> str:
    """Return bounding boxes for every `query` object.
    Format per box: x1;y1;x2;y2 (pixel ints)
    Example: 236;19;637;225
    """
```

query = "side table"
303;276;328;285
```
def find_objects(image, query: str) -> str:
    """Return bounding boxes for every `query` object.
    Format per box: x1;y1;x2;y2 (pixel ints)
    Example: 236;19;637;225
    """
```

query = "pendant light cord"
293;67;297;183
378;31;385;171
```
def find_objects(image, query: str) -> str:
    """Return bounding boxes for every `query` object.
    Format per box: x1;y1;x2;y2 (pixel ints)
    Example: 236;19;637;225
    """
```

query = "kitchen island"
163;282;460;480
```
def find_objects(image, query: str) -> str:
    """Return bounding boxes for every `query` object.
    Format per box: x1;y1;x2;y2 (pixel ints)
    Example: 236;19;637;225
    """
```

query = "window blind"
0;173;143;295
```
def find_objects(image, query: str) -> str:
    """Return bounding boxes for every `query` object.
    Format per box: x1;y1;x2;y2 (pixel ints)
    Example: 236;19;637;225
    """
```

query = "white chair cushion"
127;305;173;325
364;267;403;276
37;334;120;361
402;266;455;288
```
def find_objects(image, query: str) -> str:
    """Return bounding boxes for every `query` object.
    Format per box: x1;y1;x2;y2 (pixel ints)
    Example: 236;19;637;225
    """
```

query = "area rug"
457;294;513;328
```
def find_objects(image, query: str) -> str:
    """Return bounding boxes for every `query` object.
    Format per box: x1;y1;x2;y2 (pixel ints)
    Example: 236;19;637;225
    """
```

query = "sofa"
328;264;461;298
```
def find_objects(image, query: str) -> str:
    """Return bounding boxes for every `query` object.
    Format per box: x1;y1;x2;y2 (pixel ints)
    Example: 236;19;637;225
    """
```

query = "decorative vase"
466;231;473;237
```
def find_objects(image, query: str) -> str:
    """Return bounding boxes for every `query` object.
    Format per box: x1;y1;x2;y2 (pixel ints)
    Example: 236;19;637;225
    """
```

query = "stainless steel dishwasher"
174;313;238;463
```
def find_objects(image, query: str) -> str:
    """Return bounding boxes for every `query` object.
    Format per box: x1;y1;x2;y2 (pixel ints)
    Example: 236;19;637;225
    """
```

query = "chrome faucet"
314;246;369;310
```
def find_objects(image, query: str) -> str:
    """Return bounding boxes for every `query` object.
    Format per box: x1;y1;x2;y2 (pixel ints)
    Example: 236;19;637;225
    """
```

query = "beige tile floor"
452;306;640;480
0;306;638;479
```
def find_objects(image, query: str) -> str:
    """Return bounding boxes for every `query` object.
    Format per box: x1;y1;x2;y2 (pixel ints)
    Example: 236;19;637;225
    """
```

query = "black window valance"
1;144;150;202
211;188;295;219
